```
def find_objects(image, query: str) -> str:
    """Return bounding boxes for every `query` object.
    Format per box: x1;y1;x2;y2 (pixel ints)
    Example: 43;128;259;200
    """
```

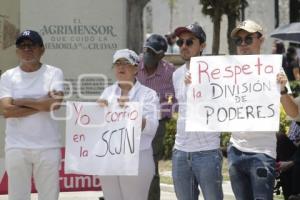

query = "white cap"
113;49;139;65
231;20;263;38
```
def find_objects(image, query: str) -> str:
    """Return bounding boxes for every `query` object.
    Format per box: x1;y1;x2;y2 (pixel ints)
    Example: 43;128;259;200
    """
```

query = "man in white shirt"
228;20;298;200
172;23;223;200
0;30;64;200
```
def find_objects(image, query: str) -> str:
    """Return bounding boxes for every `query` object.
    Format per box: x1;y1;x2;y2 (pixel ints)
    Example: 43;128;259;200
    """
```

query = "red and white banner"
0;148;101;194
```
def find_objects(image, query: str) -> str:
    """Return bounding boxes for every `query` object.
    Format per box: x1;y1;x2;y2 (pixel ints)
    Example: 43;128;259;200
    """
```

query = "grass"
159;160;173;185
159;158;285;199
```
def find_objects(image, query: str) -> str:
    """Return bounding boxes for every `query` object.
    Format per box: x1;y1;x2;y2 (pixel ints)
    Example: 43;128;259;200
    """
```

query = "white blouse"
100;80;160;150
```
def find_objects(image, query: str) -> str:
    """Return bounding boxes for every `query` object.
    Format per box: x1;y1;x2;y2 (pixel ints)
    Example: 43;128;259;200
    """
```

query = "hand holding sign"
65;101;142;175
117;96;129;108
97;99;108;107
184;71;192;85
186;55;282;132
276;72;288;91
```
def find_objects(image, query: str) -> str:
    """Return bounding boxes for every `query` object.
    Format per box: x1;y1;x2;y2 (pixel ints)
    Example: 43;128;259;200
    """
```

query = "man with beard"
171;23;223;200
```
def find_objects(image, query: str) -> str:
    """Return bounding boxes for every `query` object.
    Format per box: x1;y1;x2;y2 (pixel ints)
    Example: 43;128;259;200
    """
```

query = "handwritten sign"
185;55;282;132
65;101;142;175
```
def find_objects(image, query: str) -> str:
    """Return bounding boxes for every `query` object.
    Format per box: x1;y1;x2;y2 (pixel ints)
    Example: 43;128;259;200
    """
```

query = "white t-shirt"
172;64;220;152
0;64;64;150
100;81;159;151
230;67;291;159
230;131;276;159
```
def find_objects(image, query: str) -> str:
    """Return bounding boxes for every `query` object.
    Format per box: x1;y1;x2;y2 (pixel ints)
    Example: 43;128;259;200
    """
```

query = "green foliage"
279;105;291;134
162;107;291;159
290;80;300;97
168;0;176;8
220;132;231;147
200;0;225;22
163;114;177;159
199;0;244;21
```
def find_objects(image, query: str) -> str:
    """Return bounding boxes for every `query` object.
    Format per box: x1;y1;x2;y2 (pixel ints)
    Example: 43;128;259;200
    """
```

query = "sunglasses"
176;38;194;47
233;35;258;46
17;43;40;50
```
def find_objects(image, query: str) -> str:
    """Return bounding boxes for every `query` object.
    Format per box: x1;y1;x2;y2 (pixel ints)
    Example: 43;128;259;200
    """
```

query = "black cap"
16;30;44;46
174;23;206;43
144;34;168;54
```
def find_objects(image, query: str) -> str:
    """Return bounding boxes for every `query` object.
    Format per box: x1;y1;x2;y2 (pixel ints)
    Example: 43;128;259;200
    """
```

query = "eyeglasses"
233;35;258;46
17;43;40;50
176;38;194;47
113;61;133;67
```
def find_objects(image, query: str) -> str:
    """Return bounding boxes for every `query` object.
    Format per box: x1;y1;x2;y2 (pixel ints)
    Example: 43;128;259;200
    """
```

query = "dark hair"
287;46;297;56
274;41;285;54
165;33;176;45
287;46;298;61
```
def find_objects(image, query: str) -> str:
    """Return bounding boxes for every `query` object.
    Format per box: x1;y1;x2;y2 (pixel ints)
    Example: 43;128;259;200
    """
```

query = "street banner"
65;101;142;175
185;55;282;132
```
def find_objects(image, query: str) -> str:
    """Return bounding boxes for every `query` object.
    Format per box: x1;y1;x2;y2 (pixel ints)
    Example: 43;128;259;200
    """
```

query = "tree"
127;0;150;53
224;0;247;54
168;0;177;33
200;0;248;55
200;0;225;55
224;0;248;54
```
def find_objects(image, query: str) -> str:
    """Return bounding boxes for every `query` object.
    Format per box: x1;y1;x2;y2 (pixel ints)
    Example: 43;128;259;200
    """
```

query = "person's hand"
117;96;129;108
184;72;191;85
97;99;108;107
294;140;300;147
48;90;63;100
277;72;288;91
278;161;294;172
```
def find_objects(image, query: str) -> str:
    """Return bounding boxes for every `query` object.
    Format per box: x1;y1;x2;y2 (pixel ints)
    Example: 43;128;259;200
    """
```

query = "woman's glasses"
176;38;194;47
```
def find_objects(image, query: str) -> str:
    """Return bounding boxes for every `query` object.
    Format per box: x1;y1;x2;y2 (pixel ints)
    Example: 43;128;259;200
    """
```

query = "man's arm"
293;67;300;81
277;73;299;118
281;94;298;118
13;91;64;112
0;97;38;118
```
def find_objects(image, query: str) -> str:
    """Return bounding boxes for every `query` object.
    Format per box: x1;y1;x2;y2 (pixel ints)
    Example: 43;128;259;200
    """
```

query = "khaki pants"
6;148;61;200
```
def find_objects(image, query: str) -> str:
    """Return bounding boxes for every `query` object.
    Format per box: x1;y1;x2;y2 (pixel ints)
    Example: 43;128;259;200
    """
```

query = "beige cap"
231;20;263;38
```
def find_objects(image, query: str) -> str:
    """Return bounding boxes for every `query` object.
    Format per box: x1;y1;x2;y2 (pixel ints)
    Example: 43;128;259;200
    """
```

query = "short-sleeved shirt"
137;58;176;119
0;64;64;150
172;64;221;152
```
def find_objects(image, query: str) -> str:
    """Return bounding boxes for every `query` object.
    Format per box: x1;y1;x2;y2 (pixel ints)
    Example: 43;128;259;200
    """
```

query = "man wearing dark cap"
136;33;176;200
0;30;64;200
171;23;223;200
228;20;299;200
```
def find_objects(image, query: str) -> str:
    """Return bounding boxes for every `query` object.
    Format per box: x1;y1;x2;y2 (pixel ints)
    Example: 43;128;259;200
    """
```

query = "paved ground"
0;181;235;200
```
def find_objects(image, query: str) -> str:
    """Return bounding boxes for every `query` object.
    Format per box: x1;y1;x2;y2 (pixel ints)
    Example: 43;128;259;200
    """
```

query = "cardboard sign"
65;101;142;175
186;55;282;132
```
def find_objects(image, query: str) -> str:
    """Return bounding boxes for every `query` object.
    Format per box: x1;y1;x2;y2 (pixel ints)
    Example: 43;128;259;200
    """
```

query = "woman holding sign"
97;49;159;200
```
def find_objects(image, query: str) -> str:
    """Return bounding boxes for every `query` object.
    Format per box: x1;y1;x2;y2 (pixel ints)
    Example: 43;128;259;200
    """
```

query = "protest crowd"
1;19;300;200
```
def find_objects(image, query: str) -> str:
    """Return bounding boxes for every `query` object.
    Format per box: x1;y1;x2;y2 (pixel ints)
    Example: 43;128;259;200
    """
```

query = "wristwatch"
280;86;288;95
